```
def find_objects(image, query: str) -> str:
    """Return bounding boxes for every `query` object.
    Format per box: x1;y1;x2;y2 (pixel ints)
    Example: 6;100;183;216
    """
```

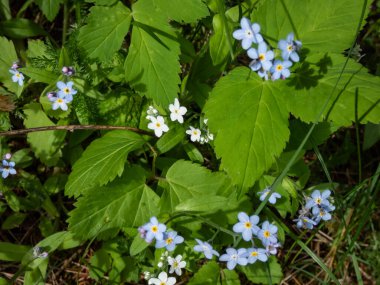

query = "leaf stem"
0;125;153;137
62;0;69;44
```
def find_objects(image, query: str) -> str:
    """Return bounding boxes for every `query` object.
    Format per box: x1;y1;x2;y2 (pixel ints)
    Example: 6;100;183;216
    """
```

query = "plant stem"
62;0;69;44
0;125;153;137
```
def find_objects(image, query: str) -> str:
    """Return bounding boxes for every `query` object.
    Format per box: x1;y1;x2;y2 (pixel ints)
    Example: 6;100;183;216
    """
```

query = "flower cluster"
233;17;302;81
9;62;24;86
0;153;16;179
294;190;335;229
186;119;214;144
47;81;77;111
258;187;281;204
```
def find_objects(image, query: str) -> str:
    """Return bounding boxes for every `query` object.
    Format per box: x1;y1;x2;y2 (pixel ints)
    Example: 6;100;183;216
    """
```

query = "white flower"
146;105;158;120
148;116;169;137
157;261;163;268
168;255;186;276
52;96;69;111
186;126;201;142
208;132;214;141
169;98;187;123
9;69;24;86
148;272;176;285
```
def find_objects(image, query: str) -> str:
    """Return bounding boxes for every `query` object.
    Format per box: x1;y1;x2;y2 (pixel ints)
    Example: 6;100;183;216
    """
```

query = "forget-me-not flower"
142;216;166;242
245;247;268;263
247;42;274;71
57;81;77;102
51;94;69;111
148;116;169;138
193;239;219;259
155;231;184;251
305;190;331;210
232;17;263;49
278;32;302;62
168;255;186;276
9;69;24;86
1;160;16;178
258;187;282;204
266;242;281;255
312;206;332;223
295;215;317;229
258;221;278;246
169;98;187;124
271;60;292;80
219;248;248;270
232;212;260;241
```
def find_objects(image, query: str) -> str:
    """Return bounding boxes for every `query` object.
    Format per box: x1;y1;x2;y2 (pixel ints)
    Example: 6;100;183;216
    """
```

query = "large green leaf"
23;103;66;166
240;256;283;284
253;0;370;53
0;19;46;39
160;160;233;212
67;167;159;240
0;242;30;261
285;53;380;125
35;0;62;21
78;2;131;61
124;0;181;106
65;130;145;197
153;0;209;23
0;36;19;92
188;261;220;285
204;67;290;189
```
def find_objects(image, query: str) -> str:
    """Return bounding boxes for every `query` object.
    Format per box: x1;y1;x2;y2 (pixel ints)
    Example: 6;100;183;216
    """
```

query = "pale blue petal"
258;42;267;54
290;52;300;62
238;212;249;222
9;168;16;175
251;23;260;33
278;40;287;50
247;48;258;59
262;60;272;71
9;162;15;167
219;254;229;262
282;68;290;78
266;50;274;60
240;17;251;30
250;61;261;71
322;190;331;199
227;260;237;270
283;60;292;68
57;81;66;90
242;229;252;241
233;222;245;233
233;29;245;40
254;34;263;43
242;38;253;50
250;215;259;225
287;32;294;42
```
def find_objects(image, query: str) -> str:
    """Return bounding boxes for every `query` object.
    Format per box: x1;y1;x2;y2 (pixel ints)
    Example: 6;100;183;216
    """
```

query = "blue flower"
266;242;281;255
305;190;331;209
142;217;166;242
51;94;69;111
232;17;263;50
219;248;248;270
155;231;184;251
9;69;24;86
278;33;302;62
271;60;292;80
295;216;317;229
258;187;282;204
0;160;16;178
232;212;260;241
57;81;77;102
247;42;274;71
245;247;268;263
193;239;219;259
258;69;270;80
312;207;332;223
258;221;278;247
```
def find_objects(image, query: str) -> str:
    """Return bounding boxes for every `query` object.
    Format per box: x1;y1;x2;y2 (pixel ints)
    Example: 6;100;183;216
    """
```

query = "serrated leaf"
124;0;180;106
204;67;290;189
153;0;209;23
65;130;145;197
23;103;66;166
286;53;380;125
240;256;283;284
35;0;62;21
188;261;220;285
78;2;131;60
160;160;231;212
253;0;370;53
67;168;159;240
0;36;18;92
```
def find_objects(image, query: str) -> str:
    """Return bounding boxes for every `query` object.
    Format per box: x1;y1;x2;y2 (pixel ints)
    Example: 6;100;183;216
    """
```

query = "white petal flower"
169;98;187;123
148;272;176;285
168;255;186;276
9;69;24;86
148;116;169;137
186;126;201;142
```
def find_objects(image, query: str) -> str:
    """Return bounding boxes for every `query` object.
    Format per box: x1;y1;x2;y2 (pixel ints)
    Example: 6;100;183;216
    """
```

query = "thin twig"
0;125;153;137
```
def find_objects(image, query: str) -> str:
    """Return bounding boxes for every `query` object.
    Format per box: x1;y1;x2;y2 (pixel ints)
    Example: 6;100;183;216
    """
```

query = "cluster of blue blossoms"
0;153;16;179
294;190;335;229
233;17;302;80
47;67;77;111
9;62;24;86
139;213;281;272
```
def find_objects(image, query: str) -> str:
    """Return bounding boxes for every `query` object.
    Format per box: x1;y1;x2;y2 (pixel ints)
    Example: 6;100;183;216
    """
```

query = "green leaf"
2;212;26;230
363;123;380;150
183;142;204;163
153;0;209;23
85;0;118;5
240;256;283;284
285;54;380;125
0;36;18;92
204;67;290;189
23;103;66;166
124;0;181;106
160;160;232;212
218;269;240;285
78;2;131;60
65;130;145;197
0;242;30;261
35;0;62;21
188;261;220;285
156;125;185;154
129;235;149;256
0;19;46;39
175;196;229;213
19;67;58;84
253;0;370;53
68;167;159;240
209;14;233;66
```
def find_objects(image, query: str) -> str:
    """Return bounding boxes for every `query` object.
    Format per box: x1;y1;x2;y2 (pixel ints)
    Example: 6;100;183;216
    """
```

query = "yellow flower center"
259;53;265;61
276;65;283;71
156;123;161;128
244;222;252;229
16;73;20;78
160;283;165;285
263;230;270;238
319;211;325;217
166;238;173;244
151;225;158;233
57;99;63;103
316;198;321;204
64;87;70;93
251;251;258;257
193;131;198;135
287;44;293;52
173;261;178;267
